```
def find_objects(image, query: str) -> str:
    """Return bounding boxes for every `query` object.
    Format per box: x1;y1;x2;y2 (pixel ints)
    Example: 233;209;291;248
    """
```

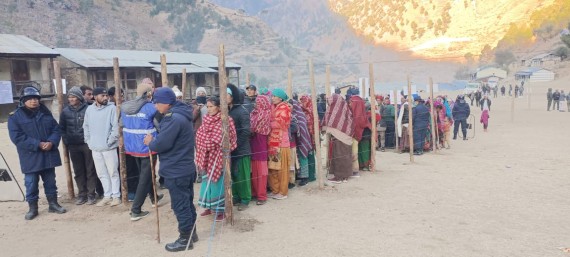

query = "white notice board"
0;81;14;104
53;79;67;94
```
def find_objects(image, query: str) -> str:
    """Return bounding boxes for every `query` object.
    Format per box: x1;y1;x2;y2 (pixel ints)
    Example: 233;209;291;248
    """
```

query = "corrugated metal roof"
56;48;241;69
151;65;217;74
0;34;59;56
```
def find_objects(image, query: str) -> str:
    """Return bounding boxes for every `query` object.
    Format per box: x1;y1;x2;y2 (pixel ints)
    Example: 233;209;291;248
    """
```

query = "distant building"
515;67;555;82
470;66;507;81
521;53;561;68
56;48;241;100
0;34;59;121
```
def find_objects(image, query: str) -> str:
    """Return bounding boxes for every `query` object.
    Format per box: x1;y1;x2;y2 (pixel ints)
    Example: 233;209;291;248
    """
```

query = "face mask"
196;96;207;105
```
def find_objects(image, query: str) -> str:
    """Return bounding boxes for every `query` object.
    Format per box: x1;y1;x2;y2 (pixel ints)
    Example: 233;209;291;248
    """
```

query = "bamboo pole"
181;68;187;100
429;78;437;153
369;63;377;172
160;54;168;87
287;69;293;98
53;60;75;199
113;58;128;205
218;44;233;224
394;89;399;152
149;152;161;243
407;76;414;163
309;59;324;189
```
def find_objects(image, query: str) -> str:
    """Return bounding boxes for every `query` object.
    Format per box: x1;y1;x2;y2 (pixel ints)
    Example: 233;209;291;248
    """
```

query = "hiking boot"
130;211;150;221
165;232;193;252
151;194;164;207
86;195;97;205
75;196;87;205
96;197;112;207
25;201;38;220
110;198;122;207
47;196;66;214
288;183;296;189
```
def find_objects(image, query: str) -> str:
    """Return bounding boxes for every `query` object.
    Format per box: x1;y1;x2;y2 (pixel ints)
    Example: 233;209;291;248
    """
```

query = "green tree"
561;34;570;49
554;46;569;60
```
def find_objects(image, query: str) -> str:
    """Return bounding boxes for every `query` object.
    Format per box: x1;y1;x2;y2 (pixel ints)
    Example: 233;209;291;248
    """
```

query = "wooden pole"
361;76;366;98
325;65;331;97
429;78;437;153
245;72;250;87
511;84;515;122
149;152;161;243
113;58;128;205
324;66;331;173
527;82;531;110
160;54;168;87
287;69;293;98
369;63;377;172
53;60;75;199
309;59;324;189
394;89;399;152
181;68;187;100
407;76;414;163
218;44;233;224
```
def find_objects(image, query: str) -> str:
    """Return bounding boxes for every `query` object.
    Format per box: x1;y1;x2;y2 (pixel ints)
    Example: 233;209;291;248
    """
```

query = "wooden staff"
113;58;128;205
160;54;168;87
218;44;233;224
407;76;414;163
309;59;324;189
287;69;293;98
368;63;377;172
393;89;399;152
53;60;75;199
429;78;437;153
181;68;187;100
148;151;161;243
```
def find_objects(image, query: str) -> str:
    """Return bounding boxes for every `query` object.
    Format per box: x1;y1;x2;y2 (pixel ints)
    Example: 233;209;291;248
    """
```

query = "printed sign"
0;81;14;104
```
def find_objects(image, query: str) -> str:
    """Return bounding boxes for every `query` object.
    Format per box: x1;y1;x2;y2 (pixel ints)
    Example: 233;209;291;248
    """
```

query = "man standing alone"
144;87;198;252
59;86;98;205
83;87;121;207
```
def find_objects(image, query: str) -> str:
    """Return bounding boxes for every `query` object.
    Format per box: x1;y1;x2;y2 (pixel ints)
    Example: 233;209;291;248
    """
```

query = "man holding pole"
143;87;198;252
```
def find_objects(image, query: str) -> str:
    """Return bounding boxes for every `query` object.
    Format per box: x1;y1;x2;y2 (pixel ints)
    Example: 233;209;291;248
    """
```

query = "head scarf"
299;96;315;145
290;99;313;157
349;95;371;141
323;94;353;140
195;112;237;182
268;101;291;155
250;95;271;136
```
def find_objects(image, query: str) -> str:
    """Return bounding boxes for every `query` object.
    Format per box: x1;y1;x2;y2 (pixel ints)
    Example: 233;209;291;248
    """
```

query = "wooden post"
218;44;233;224
181;68;187;100
325;66;331;97
309;59;324;189
407;76;414;163
53;60;75;199
245;72;250;87
393;89;399;152
160;54;168;87
361;76;366;98
527;82;531;110
369;63;377;172
287;69;293;98
113;58;128;205
429;78;437;153
511;84;515;122
324;66;331;173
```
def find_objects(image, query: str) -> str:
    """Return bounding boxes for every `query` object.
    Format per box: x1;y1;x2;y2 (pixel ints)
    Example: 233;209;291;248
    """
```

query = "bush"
554;46;569;60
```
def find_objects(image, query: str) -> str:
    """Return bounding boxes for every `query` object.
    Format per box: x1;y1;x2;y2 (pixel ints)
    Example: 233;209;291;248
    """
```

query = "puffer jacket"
59;103;88;145
149;101;196;179
229;104;251;158
8;104;62;174
452;100;471;121
121;97;158;157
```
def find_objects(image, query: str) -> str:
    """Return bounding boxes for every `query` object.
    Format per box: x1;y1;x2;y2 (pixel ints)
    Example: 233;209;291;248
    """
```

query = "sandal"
256;200;266;205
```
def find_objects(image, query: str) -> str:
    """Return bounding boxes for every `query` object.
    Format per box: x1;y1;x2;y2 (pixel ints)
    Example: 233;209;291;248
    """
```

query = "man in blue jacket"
452;95;471;140
412;95;430;155
143;87;197;252
8;86;66;220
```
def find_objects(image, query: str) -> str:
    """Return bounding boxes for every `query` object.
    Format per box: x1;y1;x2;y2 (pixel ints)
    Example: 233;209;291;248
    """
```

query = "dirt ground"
1;80;570;257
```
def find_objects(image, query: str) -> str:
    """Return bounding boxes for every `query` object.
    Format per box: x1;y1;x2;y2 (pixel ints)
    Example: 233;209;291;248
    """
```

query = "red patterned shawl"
323;94;353;137
268;101;291;155
250;95;271;136
195;112;237;182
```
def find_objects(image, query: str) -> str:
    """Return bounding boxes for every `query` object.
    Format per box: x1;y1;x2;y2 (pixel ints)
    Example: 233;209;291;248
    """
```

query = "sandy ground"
1;80;570;257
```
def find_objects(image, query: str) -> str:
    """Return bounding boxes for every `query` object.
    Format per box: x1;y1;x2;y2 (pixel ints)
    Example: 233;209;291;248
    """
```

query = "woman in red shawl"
196;97;237;221
249;95;271;205
349;96;372;174
323;94;354;183
300;96;317;182
268;88;291;200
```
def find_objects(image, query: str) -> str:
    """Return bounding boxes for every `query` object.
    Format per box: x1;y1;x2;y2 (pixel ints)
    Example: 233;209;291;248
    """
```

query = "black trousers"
126;154;139;194
384;121;396;148
453;119;468;139
165;175;197;233
68;144;98;198
131;155;157;214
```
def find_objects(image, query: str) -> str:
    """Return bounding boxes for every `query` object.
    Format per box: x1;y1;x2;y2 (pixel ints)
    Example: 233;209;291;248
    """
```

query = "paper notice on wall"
0;81;14;104
53;79;67;94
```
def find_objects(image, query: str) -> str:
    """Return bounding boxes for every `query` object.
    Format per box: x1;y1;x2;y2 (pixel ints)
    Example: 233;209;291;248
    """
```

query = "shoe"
298;179;308;187
165;231;196;252
328;178;342;184
200;209;212;217
130;211;150;221
128;192;135;202
288;183;296;189
238;204;249;211
256;200;266;205
47;196;66;214
381;147;385;152
453;136;457;140
267;192;276;198
196;176;202;183
75;196;87;205
272;194;288;200
96;197;112;207
342;179;348;183
25;201;38;220
86;195;97;205
350;172;360;178
110;198;122;207
215;213;225;221
151;194;164;207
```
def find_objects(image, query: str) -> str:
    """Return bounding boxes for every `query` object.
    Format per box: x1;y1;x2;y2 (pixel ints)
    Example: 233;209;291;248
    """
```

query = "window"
123;71;137;90
95;71;107;88
12;60;30;81
195;74;206;86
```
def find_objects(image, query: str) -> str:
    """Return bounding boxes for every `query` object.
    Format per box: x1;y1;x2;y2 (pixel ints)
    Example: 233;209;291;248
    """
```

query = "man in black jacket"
59;86;98;205
452;95;471;140
553;89;561;111
244;84;257;113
